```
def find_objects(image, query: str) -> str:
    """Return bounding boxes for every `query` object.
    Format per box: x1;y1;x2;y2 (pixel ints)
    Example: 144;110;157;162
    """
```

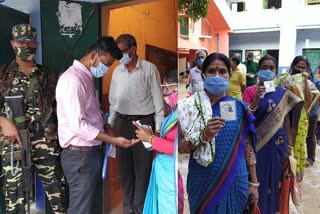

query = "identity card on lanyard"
219;101;236;121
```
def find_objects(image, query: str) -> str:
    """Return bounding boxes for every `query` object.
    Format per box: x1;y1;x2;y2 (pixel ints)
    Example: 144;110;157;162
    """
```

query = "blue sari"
187;96;256;214
143;111;178;214
254;87;303;213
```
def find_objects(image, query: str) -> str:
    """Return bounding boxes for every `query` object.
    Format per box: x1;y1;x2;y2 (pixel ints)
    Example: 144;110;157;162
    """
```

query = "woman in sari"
242;54;304;213
179;53;258;214
134;69;178;214
277;56;320;181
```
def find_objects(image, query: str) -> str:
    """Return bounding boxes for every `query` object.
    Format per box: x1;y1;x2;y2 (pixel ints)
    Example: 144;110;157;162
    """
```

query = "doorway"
303;48;320;73
266;49;279;69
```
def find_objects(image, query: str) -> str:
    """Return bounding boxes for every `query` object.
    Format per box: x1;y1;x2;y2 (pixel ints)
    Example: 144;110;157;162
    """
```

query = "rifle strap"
14;116;27;124
3;150;23;162
25;75;37;109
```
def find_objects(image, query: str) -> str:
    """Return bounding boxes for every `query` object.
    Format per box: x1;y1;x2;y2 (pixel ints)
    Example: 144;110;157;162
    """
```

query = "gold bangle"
203;130;211;141
249;104;257;111
148;135;154;144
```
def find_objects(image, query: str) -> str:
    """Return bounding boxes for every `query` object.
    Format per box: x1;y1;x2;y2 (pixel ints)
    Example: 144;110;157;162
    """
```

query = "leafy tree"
178;0;210;21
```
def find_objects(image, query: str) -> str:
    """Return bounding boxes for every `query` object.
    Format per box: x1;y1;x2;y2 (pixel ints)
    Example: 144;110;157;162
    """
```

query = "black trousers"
306;114;318;162
115;115;154;214
61;148;103;214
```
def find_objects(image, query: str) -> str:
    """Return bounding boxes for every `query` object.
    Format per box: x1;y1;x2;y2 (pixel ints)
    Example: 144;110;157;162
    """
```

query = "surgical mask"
197;58;205;67
257;70;275;82
120;52;133;65
164;91;178;108
14;46;37;61
204;76;229;96
90;60;109;78
163;91;178;116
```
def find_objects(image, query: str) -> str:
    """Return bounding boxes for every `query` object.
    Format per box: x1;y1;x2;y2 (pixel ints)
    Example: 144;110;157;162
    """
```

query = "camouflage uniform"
0;24;65;214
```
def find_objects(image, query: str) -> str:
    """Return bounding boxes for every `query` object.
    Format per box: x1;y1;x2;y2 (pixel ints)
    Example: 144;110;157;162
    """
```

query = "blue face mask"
120;53;133;65
204;76;229;96
257;70;275;82
197;58;205;67
90;60;109;78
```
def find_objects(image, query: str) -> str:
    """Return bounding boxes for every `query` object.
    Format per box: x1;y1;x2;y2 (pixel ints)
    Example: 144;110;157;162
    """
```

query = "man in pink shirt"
56;36;137;214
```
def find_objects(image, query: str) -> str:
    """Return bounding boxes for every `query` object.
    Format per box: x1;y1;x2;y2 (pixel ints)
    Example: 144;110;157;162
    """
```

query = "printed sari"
253;86;303;213
277;73;320;180
142;110;178;214
181;94;256;214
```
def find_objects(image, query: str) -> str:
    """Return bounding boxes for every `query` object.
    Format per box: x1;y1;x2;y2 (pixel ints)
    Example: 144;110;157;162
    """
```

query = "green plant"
178;0;210;21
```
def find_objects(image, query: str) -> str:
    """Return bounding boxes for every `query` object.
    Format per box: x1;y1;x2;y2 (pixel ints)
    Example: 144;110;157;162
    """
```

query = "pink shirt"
242;85;256;104
152;124;177;155
56;60;104;148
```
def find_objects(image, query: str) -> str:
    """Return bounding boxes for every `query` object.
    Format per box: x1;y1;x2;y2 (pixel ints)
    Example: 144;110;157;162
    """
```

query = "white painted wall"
225;0;320;31
1;0;42;63
225;0;320;67
229;31;280;60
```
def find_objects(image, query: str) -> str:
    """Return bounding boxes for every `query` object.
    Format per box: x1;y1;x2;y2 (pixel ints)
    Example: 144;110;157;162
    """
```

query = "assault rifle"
4;95;32;214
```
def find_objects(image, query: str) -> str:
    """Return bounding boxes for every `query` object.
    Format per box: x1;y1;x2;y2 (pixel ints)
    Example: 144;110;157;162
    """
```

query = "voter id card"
264;80;276;93
220;101;236;121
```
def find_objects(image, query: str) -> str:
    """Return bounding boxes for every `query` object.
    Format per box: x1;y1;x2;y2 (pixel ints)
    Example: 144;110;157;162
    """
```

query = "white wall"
229;31;280;60
225;0;320;32
296;28;320;55
1;0;42;63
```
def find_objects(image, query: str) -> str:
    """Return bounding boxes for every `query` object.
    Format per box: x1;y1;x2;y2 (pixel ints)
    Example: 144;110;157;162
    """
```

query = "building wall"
228;0;320;67
229;31;280;60
227;0;320;31
102;0;177;94
2;0;42;63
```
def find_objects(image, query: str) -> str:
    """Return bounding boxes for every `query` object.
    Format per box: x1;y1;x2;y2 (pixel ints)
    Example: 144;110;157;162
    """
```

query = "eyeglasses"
294;65;307;71
121;47;133;54
260;65;276;70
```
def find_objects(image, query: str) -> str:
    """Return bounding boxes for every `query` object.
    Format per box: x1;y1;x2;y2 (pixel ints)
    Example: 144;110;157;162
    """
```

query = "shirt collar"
73;60;93;79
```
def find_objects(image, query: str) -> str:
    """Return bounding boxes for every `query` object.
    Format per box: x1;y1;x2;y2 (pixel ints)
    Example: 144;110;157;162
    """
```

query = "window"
179;17;189;36
230;2;246;12
263;0;281;9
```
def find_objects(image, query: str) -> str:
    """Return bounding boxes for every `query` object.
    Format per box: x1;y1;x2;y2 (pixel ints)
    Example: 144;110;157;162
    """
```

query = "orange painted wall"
102;0;177;95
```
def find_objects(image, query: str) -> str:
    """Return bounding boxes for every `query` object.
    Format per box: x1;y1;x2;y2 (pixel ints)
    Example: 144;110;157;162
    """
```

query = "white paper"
57;1;82;38
220;101;236;121
264;81;276;93
134;120;153;151
108;145;116;158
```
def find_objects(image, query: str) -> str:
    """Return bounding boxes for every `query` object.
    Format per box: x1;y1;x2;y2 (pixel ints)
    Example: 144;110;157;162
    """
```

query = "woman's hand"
287;145;293;157
255;85;266;100
203;117;225;141
133;122;153;142
248;186;259;207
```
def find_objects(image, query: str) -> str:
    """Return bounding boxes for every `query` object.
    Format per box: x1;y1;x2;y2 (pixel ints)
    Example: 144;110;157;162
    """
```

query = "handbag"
280;157;302;214
243;194;261;214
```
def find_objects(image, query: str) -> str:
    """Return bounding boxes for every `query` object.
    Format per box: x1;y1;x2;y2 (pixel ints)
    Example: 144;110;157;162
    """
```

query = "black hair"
231;56;240;65
88;36;122;60
163;69;178;84
202;52;231;75
290;55;310;70
258;54;277;69
116;34;137;48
